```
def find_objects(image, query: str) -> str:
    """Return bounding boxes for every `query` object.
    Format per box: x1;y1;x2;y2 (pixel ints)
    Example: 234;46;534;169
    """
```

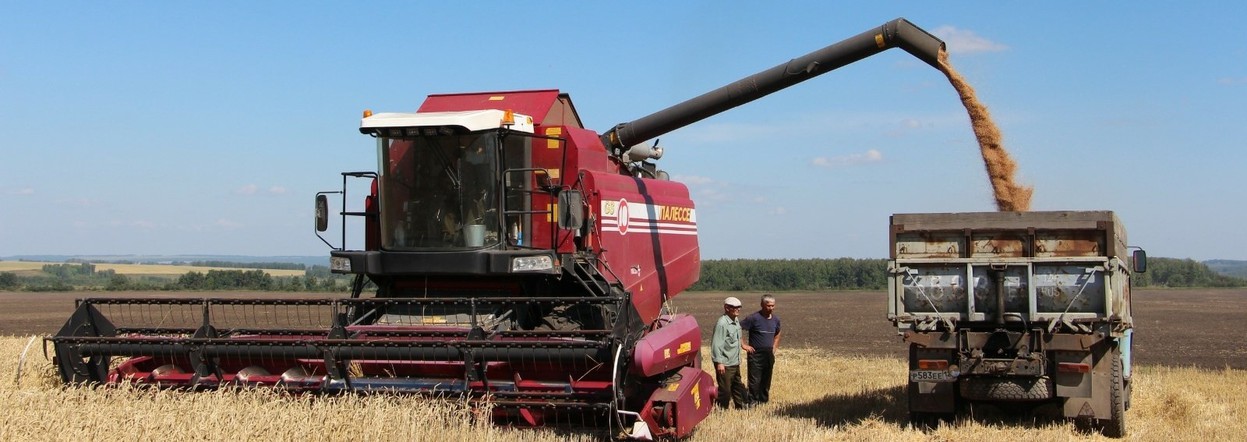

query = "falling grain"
937;51;1033;212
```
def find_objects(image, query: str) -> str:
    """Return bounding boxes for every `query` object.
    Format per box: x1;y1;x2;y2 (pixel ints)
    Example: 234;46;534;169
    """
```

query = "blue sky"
2;2;1245;260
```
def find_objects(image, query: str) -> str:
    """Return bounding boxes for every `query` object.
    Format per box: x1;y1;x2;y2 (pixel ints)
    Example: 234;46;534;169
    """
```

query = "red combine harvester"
50;18;944;439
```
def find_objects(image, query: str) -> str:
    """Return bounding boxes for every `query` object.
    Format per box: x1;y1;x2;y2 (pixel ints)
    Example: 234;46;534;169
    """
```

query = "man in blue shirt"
711;296;749;409
741;294;781;404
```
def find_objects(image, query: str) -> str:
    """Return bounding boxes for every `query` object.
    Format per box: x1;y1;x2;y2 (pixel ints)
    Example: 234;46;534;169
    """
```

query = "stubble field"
1;289;1244;440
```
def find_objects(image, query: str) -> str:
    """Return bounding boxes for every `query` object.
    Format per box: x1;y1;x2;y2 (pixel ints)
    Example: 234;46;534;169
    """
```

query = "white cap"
724;297;742;307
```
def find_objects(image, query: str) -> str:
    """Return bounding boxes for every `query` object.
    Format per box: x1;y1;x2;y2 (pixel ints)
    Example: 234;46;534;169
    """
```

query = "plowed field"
3;288;1242;369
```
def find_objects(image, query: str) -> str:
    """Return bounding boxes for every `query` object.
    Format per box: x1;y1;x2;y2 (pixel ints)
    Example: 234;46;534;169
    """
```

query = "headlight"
330;256;352;272
511;255;554;272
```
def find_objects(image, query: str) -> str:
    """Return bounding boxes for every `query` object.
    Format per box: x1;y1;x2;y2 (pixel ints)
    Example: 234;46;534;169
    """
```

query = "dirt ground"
3;288;1243;369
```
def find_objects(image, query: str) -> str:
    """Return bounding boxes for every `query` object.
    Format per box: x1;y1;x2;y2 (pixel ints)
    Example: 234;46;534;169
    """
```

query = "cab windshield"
378;132;501;249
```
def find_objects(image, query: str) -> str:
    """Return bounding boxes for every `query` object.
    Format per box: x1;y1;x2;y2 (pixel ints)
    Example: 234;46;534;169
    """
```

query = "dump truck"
888;211;1147;437
50;18;947;439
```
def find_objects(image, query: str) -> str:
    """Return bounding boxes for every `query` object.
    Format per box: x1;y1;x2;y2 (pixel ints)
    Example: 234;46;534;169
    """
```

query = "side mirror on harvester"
315;194;329;232
558;190;584;231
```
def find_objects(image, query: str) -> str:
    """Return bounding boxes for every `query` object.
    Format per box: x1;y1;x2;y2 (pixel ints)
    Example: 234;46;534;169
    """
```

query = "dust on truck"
887;211;1147;437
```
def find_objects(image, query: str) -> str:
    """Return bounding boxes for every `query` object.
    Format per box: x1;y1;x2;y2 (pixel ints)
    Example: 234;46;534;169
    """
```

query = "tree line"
64;258;307;271
690;258;889;291
686;257;1247;291
0;263;350;292
1131;257;1246;288
1;257;1244;292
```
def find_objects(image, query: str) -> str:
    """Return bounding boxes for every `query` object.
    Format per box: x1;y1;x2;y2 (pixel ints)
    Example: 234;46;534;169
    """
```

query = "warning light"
502;109;515;126
363;109;373;118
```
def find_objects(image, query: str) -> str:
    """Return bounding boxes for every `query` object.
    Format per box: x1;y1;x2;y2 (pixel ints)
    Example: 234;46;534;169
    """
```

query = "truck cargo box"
888;211;1134;329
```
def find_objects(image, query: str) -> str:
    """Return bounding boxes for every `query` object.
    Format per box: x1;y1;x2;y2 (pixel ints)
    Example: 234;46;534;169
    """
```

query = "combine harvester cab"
51;17;948;439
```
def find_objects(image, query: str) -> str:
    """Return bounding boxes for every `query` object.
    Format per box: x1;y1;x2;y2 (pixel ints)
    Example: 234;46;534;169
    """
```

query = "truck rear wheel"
959;376;1053;401
1074;347;1126;438
1100;349;1126;438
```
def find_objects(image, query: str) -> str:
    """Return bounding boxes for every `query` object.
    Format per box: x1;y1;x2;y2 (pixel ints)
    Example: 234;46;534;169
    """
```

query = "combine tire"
959;376;1053;401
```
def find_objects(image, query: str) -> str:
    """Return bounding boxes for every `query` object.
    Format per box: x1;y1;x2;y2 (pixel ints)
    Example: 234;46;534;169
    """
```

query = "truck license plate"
910;370;954;383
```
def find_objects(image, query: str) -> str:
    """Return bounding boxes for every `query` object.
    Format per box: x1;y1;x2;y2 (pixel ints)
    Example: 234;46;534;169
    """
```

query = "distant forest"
1205;259;1247;279
1;257;1244;292
0;262;351;292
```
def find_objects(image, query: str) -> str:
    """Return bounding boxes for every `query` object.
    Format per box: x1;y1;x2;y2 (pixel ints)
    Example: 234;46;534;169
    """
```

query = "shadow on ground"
775;385;1073;432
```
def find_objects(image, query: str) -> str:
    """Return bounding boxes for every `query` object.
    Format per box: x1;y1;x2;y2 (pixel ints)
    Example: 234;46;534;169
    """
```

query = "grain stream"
938;51;1033;212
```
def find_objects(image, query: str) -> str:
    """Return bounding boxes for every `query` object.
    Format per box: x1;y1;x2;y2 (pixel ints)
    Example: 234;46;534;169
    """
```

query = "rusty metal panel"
903;331;958;349
970;233;1027;258
1034;264;1106;314
895;232;964;259
899;264;969;314
892;211;1127;259
1034;231;1104;257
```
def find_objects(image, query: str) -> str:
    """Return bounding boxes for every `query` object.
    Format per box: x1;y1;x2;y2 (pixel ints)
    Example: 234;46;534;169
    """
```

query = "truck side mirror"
1132;249;1147;273
315;194;329;232
557;190;584;230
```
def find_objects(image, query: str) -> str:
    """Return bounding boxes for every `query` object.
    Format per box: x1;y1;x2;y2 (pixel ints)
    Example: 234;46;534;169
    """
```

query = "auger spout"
601;18;945;151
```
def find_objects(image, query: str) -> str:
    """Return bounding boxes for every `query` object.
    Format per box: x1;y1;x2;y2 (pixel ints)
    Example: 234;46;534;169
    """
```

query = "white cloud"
268;186;288;195
887;118;930;137
215;218;243;229
932;26;1008;54
5;188;34;196
234;184;259;195
769;207;787;215
811;149;883;169
1217;77;1247;86
671;174;734;205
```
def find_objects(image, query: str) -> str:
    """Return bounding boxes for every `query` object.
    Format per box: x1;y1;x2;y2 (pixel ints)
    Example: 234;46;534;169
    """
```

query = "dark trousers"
747;349;775;403
716;364;749;408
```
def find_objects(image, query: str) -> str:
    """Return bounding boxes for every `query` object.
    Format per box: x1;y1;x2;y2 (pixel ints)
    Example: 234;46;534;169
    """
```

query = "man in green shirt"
712;296;749;409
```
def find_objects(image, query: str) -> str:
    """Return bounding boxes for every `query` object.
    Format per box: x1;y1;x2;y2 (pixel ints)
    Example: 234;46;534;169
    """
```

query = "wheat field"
2;336;1242;441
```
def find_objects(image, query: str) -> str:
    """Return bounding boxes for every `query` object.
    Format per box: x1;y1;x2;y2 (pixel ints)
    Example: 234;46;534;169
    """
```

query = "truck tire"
1100;350;1127;438
959;376;1053;401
